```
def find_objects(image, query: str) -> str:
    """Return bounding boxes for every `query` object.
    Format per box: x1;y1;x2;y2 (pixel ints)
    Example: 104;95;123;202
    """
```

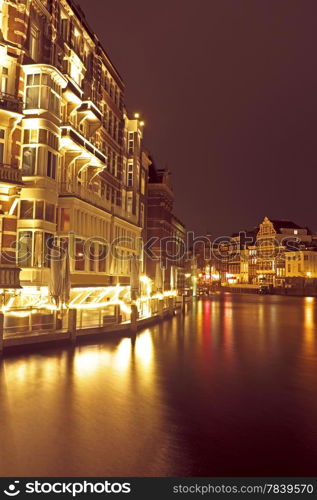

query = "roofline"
65;0;125;87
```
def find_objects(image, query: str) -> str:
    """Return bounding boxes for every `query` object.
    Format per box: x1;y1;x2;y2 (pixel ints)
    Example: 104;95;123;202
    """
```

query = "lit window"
75;238;85;271
128;132;134;155
127;163;133;187
18;231;33;267
22;147;36;175
127;192;133;215
25;73;61;116
30;25;40;61
141;170;146;194
0;67;8;93
0;128;5;164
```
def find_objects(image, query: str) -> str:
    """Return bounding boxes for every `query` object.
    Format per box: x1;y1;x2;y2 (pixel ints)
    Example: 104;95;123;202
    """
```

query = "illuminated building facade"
196;218;317;289
146;163;186;292
255;218;313;286
285;250;317;278
0;0;148;309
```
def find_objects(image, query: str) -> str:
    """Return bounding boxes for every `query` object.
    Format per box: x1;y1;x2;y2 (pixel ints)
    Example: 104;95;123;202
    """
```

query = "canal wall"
221;284;317;297
0;296;193;356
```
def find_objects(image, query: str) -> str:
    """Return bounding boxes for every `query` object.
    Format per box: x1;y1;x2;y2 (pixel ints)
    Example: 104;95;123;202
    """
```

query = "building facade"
196;217;317;290
0;0;149;310
146;163;186;293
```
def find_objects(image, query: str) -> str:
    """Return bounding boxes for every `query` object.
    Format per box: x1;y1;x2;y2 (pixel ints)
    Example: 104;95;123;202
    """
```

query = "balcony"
0;267;21;289
63;77;83;103
61;126;106;164
77;100;102;122
59;181;112;213
59;182;138;224
0;92;23;115
0;164;23;186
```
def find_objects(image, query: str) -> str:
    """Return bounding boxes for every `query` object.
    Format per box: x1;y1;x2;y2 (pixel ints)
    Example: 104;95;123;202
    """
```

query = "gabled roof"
271;220;303;231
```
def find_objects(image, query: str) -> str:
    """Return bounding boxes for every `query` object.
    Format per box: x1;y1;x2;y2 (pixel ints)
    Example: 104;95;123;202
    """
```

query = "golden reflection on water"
303;297;316;354
1;295;317;477
73;330;154;379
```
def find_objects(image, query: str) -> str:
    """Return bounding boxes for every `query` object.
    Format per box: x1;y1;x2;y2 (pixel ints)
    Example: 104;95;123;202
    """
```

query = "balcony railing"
59;181;112;213
0;164;23;185
0;92;23;114
59;182;138;224
61;125;106;164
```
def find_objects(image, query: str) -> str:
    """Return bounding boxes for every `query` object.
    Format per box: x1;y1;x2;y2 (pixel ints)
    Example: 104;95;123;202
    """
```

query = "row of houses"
0;0;186;313
195;217;317;289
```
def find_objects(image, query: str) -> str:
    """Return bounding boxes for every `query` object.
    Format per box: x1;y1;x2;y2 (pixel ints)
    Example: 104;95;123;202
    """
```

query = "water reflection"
1;294;317;476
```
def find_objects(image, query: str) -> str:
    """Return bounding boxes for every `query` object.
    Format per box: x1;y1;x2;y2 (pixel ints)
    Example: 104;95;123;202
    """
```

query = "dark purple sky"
78;0;317;236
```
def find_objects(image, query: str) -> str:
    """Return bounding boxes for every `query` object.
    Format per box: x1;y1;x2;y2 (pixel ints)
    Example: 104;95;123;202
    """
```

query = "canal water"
1;293;317;477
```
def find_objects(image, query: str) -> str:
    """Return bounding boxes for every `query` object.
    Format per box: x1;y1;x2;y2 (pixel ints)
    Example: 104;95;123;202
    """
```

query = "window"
127;193;133;215
0;128;4;164
89;242;96;272
0;67;8;93
98;244;106;272
22;147;36;175
30;25;40;61
140;203;145;228
20;200;34;219
69;52;82;86
61;18;69;40
44;233;53;268
75;238;85;271
60;208;70;232
128;132;134;155
34;231;43;267
116;190;121;207
108;111;113;135
25;85;39;109
45;203;55;223
35;201;44;220
47;151;57;179
24;129;38;144
18;231;33;267
112;152;117;176
25;73;60;116
141;169;146;194
127;163;133;187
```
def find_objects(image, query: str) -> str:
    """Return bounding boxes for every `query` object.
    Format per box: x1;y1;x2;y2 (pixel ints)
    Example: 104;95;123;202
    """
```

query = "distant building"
285;250;317;278
255;217;313;286
196;216;317;289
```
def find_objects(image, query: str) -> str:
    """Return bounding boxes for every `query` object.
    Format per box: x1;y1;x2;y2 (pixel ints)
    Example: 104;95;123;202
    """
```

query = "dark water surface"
1;294;317;477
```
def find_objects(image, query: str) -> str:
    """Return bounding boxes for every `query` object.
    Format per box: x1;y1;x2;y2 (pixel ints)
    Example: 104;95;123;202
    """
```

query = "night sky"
77;0;317;237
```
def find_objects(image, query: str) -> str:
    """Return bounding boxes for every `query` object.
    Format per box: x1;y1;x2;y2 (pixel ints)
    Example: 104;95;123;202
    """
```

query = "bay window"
25;73;61;116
